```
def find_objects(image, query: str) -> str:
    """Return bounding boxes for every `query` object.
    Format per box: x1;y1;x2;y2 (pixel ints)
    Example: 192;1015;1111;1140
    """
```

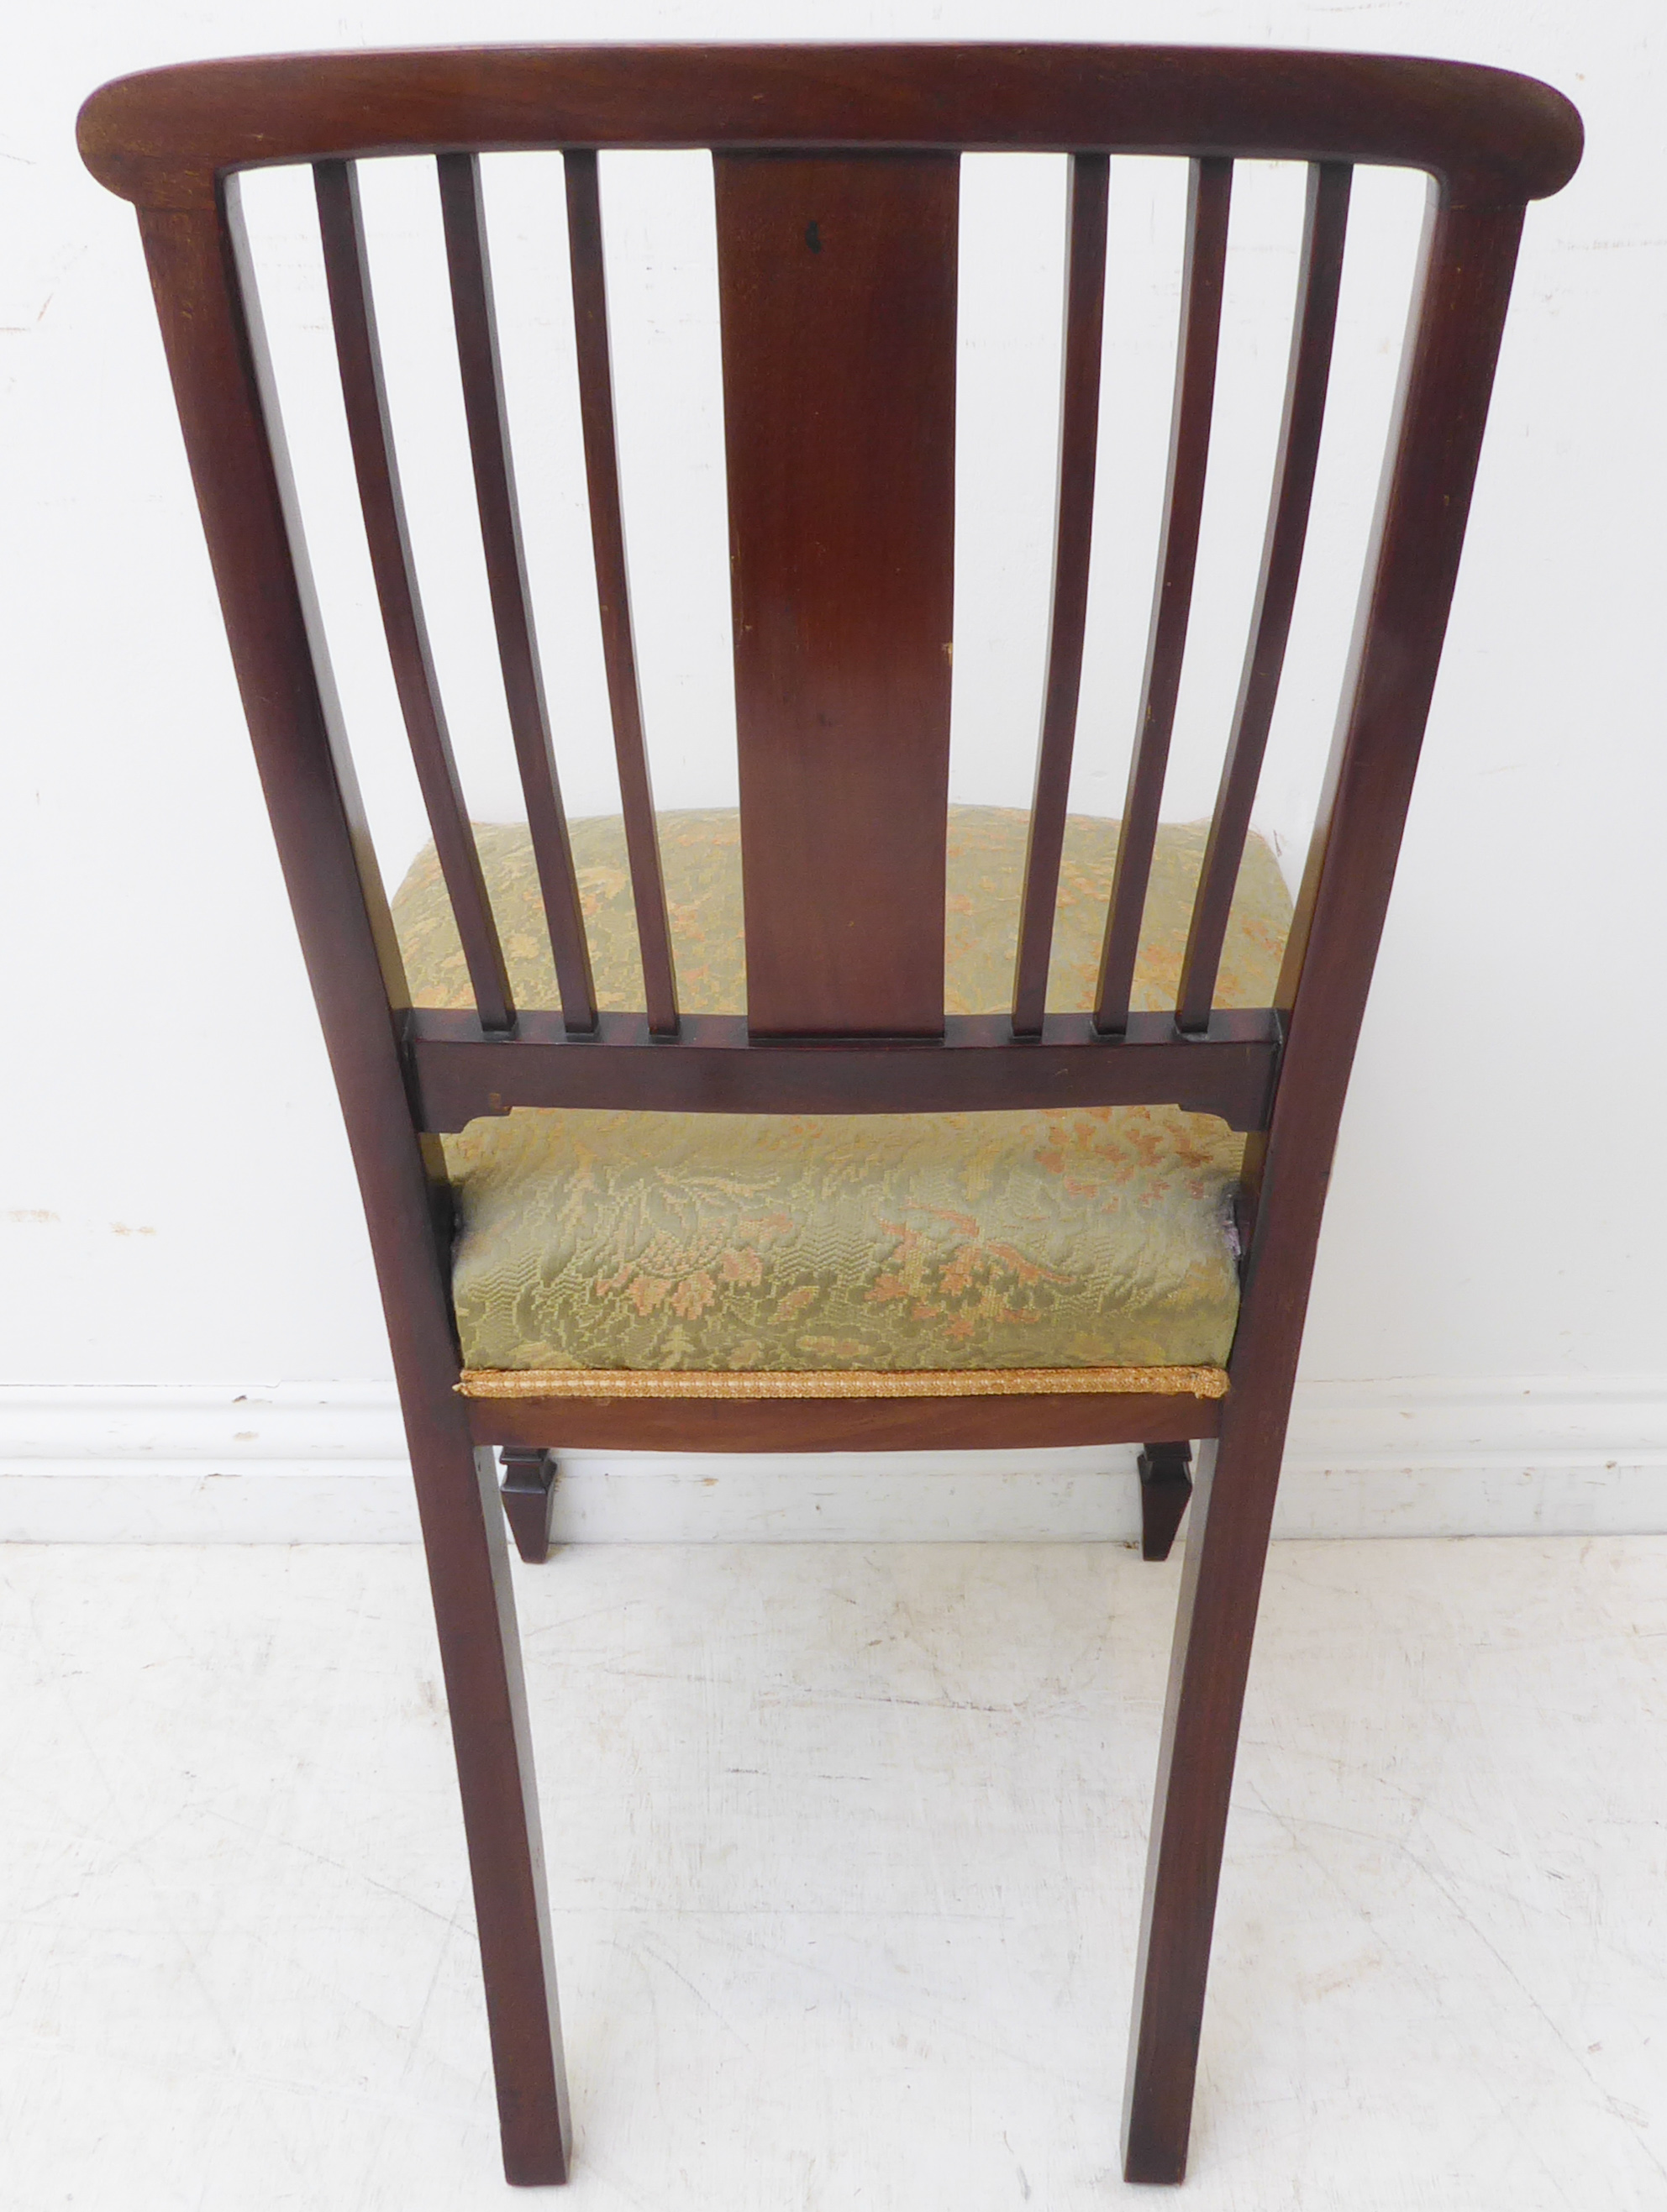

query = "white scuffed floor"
2;1536;1664;2209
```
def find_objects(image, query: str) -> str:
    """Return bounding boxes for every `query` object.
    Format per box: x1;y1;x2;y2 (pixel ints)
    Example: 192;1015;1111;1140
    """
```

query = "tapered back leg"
1122;190;1533;2180
1122;1416;1275;2183
412;1416;573;2184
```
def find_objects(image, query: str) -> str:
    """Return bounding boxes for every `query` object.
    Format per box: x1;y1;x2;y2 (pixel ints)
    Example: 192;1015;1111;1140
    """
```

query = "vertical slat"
564;150;679;1035
1012;152;1111;1038
1175;162;1351;1032
1095;157;1233;1034
437;151;597;1036
715;151;959;1038
314;159;517;1038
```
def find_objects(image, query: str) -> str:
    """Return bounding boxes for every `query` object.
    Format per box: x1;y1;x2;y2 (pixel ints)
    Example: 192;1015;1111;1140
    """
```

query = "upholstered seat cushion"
392;807;1291;1374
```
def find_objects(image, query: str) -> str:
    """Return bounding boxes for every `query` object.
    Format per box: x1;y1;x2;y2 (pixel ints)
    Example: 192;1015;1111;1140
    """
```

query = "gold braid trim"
455;1364;1228;1403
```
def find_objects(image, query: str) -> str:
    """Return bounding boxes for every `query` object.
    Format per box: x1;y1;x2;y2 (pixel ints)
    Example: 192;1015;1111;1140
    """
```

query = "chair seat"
392;807;1291;1375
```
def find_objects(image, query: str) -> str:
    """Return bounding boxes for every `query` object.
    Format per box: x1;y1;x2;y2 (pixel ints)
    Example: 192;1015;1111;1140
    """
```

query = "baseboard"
1;1377;1664;1543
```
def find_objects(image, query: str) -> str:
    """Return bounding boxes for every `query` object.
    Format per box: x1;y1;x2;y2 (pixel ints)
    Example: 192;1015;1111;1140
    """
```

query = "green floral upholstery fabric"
391;808;1292;1374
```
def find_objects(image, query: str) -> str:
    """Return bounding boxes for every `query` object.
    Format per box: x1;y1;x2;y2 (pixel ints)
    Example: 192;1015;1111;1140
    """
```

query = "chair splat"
715;151;958;1038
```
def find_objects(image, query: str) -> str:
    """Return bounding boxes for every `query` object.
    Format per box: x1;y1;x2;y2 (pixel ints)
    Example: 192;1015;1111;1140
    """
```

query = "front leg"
1137;1441;1193;1561
500;1448;560;1564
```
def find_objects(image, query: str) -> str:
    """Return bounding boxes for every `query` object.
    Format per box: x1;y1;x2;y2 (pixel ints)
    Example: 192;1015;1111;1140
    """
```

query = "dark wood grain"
134;183;571;2186
471;1389;1218;1453
313;158;518;1037
437;150;597;1038
78;46;1582;213
1012;152;1110;1038
1096;158;1232;1033
564;149;679;1036
1121;195;1531;2189
404;1005;1280;1131
715;151;957;1037
1175;161;1350;1033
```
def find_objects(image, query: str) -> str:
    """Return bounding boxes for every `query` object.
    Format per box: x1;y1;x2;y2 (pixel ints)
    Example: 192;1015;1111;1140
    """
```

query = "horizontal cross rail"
403;1006;1280;1131
468;1390;1223;1453
80;48;1582;212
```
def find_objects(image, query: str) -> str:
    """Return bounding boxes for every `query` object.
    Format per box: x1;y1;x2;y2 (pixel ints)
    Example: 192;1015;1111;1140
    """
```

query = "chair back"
79;46;1580;1158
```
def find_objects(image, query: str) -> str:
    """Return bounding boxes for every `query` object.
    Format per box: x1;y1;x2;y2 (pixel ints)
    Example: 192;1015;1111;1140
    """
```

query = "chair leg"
1122;1405;1285;2183
408;1420;572;2185
1137;1442;1193;1561
501;1447;560;1564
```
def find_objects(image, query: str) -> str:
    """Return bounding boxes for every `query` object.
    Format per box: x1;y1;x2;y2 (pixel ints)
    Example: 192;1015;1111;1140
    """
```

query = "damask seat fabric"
392;807;1291;1374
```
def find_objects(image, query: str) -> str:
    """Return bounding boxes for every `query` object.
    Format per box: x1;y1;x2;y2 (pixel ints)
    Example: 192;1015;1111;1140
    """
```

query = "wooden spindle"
1095;157;1233;1034
564;150;679;1036
1175;162;1351;1032
314;160;518;1037
437;150;597;1036
1012;152;1110;1038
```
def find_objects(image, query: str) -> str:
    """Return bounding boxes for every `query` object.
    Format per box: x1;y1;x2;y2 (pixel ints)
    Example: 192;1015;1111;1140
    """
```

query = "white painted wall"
1;2;1661;1523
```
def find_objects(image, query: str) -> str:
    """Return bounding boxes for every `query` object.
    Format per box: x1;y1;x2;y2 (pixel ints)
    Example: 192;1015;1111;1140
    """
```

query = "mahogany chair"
78;45;1580;2187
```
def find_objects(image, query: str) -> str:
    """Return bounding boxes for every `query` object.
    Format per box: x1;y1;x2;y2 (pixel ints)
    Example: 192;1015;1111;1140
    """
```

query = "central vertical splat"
715;151;958;1037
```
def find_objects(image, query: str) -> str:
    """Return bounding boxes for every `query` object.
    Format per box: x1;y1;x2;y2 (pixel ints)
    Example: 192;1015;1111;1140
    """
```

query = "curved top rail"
80;43;1581;213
